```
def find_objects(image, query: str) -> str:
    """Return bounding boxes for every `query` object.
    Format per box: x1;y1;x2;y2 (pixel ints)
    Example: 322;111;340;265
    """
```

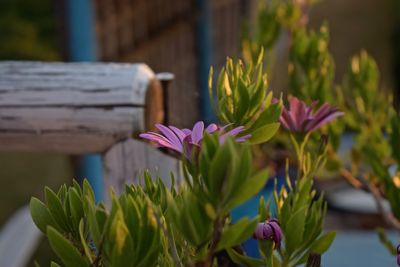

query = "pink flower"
280;96;343;133
139;121;250;158
253;218;282;247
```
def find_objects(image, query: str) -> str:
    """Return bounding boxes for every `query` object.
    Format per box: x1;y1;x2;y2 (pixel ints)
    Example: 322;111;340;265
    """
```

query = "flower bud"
253;218;282;247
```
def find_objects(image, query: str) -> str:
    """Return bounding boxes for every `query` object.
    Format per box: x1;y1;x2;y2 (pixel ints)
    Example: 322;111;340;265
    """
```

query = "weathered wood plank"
0;107;144;153
0;61;163;153
0;61;154;106
103;139;181;203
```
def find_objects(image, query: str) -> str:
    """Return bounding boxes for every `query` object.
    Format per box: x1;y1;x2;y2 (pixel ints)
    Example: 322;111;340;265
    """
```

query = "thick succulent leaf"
30;197;60;234
45;187;70;232
47;226;89;267
249;123;280;144
309;231;336;254
216;217;259;251
224;168;269;210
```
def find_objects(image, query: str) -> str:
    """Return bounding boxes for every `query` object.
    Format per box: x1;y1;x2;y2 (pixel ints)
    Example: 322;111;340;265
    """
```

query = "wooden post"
0;61;163;154
102;139;181;203
0;60;181;201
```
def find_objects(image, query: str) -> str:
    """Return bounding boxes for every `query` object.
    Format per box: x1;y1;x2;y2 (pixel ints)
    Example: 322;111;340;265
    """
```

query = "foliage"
31;54;338;266
242;0;400;264
31;136;272;267
208;51;282;145
26;0;354;264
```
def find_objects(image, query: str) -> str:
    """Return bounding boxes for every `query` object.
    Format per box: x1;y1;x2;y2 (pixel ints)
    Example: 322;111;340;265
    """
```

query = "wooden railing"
0;61;180;201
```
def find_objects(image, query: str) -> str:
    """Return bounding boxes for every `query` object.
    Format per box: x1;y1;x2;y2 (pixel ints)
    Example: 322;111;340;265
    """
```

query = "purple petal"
306;100;318;117
139;132;171;144
206;123;219;134
191;121;205;144
307;110;344;132
225;126;245;136
169;126;188;142
182;135;194;159
279;115;291;130
155;124;183;150
182;128;192;136
269;221;282;246
219;126;246;144
139;132;182;152
236;134;252;142
254;223;266;239
311;103;333;122
262;224;274;239
280;108;297;131
290;96;307;130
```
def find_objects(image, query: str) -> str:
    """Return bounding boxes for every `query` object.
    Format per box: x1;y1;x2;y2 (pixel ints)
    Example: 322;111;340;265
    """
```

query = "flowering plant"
30;53;341;266
243;0;400;265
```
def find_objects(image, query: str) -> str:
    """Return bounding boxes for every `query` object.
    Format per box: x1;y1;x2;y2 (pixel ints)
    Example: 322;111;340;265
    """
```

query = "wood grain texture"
0;61;163;154
0;61;154;106
0;107;144;154
103;139;181;203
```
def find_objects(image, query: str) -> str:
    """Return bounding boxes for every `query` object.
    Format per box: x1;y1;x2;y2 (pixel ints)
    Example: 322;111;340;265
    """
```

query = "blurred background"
0;0;399;266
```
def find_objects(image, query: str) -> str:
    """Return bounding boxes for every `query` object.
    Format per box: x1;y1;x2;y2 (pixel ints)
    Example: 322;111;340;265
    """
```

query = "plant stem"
290;133;310;179
339;168;364;189
201;218;223;267
340;169;400;230
363;176;400;230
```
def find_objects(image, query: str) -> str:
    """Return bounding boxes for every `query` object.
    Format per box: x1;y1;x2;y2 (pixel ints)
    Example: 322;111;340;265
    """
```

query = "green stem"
290;133;310;179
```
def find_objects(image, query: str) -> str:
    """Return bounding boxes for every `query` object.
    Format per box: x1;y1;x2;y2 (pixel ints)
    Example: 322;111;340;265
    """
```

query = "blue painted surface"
66;0;103;202
196;0;216;124
232;168;397;265
323;231;396;266
77;154;104;202
231;173;287;258
66;0;97;62
231;187;275;258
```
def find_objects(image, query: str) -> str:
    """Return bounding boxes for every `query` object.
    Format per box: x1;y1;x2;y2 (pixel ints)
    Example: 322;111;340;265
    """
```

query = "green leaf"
47;226;89;267
310;231;336;254
72;180;82;196
223;144;252;209
226;247;264;266
249;123;280;144
235;77;250;121
247;103;282;131
216;217;259;251
258;239;274;262
84;199;101;246
79;220;93;263
69;188;83;229
30;197;60;233
50;262;61;267
208;139;232;198
225;168;269;210
45;187;70;232
285;206;307;255
110;211;135;267
83;179;95;203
